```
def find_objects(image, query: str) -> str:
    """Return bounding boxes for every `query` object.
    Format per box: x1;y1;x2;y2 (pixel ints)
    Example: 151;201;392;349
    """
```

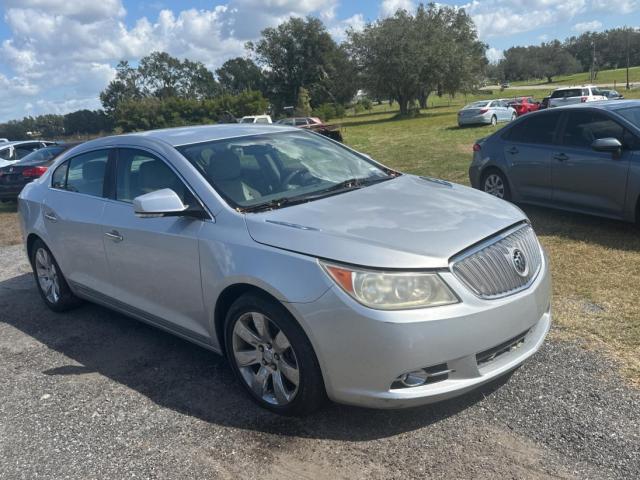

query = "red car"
508;97;540;116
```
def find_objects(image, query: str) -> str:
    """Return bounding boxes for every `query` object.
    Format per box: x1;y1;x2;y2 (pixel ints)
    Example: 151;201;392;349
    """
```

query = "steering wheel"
282;168;308;189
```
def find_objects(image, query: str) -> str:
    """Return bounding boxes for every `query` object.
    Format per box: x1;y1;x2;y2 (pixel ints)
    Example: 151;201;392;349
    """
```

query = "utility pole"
626;28;631;90
590;40;596;83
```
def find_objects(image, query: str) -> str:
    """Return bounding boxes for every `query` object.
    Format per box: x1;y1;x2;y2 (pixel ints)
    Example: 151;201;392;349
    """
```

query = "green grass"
512;65;640;87
338;97;640;384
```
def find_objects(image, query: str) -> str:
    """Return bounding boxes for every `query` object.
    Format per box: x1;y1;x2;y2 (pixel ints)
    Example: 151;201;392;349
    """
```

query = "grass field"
0;90;638;383
512;65;640;87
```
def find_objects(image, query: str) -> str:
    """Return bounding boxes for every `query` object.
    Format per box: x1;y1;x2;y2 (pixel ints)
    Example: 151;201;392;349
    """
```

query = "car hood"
244;175;527;269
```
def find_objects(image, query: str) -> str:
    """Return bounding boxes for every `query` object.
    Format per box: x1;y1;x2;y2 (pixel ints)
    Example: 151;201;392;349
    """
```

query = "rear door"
501;111;562;202
552;110;632;216
100;147;210;341
42;149;111;292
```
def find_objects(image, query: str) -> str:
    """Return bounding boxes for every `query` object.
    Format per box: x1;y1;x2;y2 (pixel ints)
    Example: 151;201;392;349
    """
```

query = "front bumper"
290;256;551;409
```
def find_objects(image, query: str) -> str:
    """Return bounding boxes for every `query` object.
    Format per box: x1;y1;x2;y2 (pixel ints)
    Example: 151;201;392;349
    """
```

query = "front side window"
506;112;561;145
65;150;109;197
177;131;393;210
617;107;640;129
115;148;189;203
561;111;624;149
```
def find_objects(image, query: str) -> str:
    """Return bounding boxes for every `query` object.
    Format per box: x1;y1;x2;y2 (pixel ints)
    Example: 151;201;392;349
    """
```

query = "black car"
0;143;80;201
601;89;624;100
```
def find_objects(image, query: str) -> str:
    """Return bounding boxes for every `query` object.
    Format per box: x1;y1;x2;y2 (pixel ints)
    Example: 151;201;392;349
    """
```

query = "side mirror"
591;138;622;154
133;189;188;218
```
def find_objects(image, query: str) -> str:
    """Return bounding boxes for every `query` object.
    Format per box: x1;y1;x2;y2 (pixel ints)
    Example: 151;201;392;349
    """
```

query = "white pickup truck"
548;86;607;108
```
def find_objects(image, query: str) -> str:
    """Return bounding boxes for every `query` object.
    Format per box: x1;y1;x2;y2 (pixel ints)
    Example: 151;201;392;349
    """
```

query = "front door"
101;148;210;341
552;110;632;216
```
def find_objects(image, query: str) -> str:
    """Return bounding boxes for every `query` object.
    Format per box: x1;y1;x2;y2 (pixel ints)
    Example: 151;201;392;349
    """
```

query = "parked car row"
0;140;56;168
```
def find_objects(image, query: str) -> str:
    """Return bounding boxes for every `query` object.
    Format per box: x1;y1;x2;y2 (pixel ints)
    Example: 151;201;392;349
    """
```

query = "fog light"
392;363;454;389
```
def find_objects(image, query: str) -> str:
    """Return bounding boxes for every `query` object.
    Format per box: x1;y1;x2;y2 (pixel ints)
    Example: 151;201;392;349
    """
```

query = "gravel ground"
0;244;638;479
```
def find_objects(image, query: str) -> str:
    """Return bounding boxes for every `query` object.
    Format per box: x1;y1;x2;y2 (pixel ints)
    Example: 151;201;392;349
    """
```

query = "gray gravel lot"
0;244;638;479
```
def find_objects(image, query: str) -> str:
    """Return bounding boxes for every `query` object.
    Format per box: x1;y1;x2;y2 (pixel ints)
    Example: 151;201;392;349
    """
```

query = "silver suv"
19;125;551;415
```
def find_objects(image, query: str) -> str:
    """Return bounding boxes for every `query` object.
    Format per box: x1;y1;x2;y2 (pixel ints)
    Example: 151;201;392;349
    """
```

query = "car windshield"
617;107;640;128
177;131;393;210
15;145;66;164
465;101;490;109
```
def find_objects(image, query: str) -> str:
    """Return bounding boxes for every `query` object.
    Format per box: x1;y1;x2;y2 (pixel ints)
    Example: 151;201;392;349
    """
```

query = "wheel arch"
214;283;286;354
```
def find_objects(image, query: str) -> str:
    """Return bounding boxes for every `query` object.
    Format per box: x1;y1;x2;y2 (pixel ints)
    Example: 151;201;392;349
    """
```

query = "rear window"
550;89;582;99
505;112;561;145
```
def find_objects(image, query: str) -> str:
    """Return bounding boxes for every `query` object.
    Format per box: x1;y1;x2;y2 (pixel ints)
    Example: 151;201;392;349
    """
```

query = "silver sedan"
19;125;551;415
458;100;517;127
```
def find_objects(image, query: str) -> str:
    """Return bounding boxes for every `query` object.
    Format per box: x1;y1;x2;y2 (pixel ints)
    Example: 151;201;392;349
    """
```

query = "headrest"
207;149;241;181
82;160;105;182
139;160;177;191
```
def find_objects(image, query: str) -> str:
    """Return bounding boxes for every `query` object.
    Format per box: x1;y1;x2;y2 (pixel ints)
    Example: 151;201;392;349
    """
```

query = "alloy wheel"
491;116;497;126
484;173;505;198
35;247;60;304
232;311;300;406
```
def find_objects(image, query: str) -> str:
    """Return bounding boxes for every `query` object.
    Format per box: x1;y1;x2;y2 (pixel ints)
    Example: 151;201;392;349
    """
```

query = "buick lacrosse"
19;125;551;415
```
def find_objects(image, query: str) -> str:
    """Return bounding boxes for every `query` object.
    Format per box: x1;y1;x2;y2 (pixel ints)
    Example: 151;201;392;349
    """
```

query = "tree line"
490;27;640;83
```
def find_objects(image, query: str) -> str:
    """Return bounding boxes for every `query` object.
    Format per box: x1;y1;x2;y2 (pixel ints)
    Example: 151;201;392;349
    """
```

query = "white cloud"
0;0;343;121
486;47;504;63
573;20;603;32
380;0;415;17
329;14;366;41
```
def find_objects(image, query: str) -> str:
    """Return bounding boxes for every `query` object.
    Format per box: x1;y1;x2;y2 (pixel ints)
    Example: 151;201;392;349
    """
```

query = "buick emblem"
511;249;528;277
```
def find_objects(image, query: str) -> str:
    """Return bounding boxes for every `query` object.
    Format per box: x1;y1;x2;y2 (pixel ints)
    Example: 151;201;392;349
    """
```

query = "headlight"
320;262;459;310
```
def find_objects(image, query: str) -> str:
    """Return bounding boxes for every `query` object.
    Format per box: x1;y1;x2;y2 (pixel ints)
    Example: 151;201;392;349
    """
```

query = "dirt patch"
0;204;21;247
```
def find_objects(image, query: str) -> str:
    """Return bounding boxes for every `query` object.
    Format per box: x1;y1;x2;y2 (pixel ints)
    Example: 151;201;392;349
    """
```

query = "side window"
0;147;12;160
66;150;109;197
506;112;561;145
51;161;69;189
561;111;624;149
116;148;189;203
295;118;308;126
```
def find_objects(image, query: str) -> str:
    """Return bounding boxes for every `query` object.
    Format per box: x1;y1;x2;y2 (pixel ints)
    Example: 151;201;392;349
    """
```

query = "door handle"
553;153;569;162
104;230;123;243
507;147;519;155
44;212;57;222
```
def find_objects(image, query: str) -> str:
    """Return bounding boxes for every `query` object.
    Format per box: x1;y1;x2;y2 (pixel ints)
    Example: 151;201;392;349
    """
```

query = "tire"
30;239;82;312
482;170;511;201
511;113;517;122
490;115;497;126
224;293;327;416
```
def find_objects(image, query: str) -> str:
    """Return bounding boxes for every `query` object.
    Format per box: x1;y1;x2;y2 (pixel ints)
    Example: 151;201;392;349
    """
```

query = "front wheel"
224;293;327;416
482;170;511;200
30;239;82;312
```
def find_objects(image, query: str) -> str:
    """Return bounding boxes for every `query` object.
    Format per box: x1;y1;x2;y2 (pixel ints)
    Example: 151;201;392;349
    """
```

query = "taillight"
479;108;489;114
580;96;588;103
22;166;48;178
473;143;482;152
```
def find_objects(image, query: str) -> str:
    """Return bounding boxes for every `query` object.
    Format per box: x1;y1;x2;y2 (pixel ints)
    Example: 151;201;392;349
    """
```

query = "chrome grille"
451;224;542;299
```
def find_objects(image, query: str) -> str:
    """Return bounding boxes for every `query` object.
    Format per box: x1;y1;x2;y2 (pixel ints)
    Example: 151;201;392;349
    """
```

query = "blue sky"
0;0;638;122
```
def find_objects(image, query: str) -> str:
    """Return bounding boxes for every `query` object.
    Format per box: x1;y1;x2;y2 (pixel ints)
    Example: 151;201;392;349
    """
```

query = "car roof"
0;140;50;149
85;124;300;148
552;99;640;112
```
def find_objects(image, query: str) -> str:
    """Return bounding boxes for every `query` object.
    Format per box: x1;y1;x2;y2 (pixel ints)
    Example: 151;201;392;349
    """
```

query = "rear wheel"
224;293;326;416
482;170;511;200
490;115;497;126
30;239;81;312
511;112;517;122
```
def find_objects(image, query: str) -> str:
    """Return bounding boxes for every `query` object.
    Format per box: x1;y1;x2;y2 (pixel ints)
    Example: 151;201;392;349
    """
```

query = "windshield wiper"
239;176;395;213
